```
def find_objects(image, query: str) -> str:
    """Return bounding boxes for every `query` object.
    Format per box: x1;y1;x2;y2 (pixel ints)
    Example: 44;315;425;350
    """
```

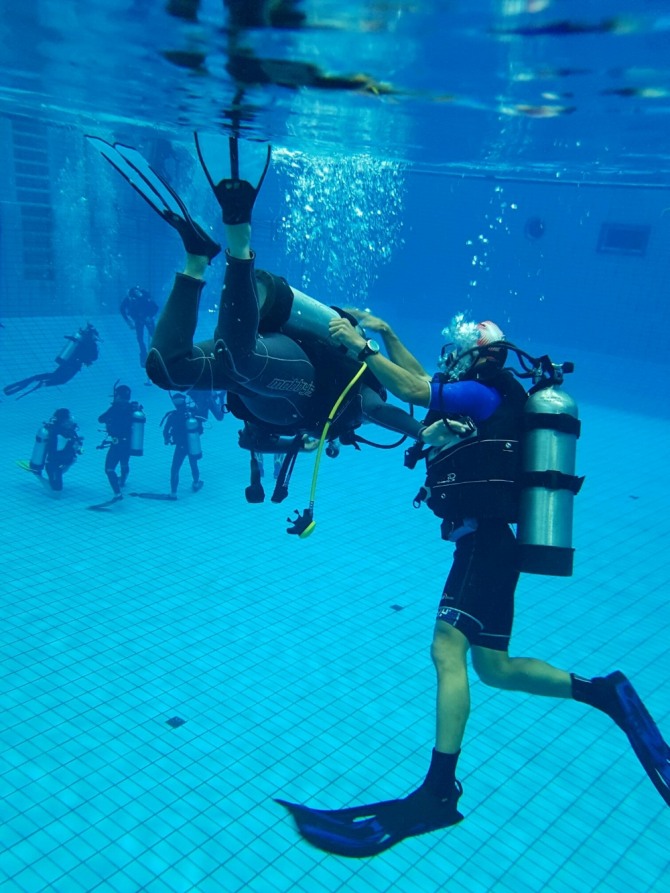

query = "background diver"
88;135;425;479
160;392;206;499
4;323;100;399
95;384;145;506
21;408;84;493
272;311;670;856
120;285;159;368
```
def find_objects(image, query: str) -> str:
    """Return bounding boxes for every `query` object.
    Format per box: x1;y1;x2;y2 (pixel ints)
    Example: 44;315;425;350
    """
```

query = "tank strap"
522;470;585;494
330;306;359;327
523;412;581;437
257;270;294;331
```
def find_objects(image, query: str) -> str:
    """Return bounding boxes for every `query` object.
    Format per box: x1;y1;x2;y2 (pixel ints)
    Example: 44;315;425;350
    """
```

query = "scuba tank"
55;329;81;365
416;338;584;576
30;424;50;472
256;271;364;357
281;289;341;343
185;414;202;459
517;363;584;577
282;288;364;357
129;405;146;456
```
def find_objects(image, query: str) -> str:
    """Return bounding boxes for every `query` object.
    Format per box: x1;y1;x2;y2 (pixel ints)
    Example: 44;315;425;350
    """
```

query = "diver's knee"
145;349;174;390
430;622;469;674
471;650;512;688
213;340;245;383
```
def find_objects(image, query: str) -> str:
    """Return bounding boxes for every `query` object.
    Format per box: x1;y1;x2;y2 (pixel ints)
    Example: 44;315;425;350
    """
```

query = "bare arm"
329;317;431;407
344;308;429;377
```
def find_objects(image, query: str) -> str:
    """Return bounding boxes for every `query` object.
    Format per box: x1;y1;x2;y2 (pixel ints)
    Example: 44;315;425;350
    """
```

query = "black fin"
87;495;123;511
86;136;221;261
194;133;271;224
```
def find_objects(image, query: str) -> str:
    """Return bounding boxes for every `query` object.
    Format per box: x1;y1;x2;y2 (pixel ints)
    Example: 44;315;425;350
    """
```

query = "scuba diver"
22;408;84;493
119;285;159;368
189;388;226;423
160;392;206;499
273;311;670;856
96;384;146;504
87;135;423;519
3;323;100;399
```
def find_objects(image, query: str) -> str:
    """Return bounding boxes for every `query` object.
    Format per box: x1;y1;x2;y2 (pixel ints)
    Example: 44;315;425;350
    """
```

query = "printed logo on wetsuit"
268;378;316;397
436;606;461;623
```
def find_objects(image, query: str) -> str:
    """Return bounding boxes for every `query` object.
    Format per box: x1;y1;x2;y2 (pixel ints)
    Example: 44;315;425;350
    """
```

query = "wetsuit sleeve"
98;408;111;424
360;386;425;438
429;380;501;423
120;298;132;323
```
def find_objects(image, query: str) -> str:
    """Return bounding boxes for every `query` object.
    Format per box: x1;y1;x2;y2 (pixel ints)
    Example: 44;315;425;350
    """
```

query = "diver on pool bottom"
97;384;146;501
26;408;84;492
272;313;670;856
161;392;206;498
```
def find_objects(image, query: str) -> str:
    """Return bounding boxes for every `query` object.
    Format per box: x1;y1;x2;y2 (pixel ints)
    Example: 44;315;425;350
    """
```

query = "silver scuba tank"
30;424;50;472
517;386;584;576
55;331;80;364
185;414;202;459
281;288;364;356
129;407;146;456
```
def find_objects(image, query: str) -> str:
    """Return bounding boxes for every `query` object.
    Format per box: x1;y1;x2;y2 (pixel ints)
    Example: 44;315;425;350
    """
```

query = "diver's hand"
421;419;472;446
342;307;390;334
329;317;367;354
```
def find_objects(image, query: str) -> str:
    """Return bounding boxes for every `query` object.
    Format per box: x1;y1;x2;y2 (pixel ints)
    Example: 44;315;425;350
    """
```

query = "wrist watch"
357;338;380;361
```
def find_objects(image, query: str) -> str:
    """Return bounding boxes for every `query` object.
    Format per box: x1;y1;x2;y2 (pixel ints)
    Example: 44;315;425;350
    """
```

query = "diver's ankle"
225;223;252;259
183;254;209;279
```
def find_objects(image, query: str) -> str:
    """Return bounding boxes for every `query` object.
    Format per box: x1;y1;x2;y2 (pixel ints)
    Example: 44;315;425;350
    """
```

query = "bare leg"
432;622;471;753
471;647;572;697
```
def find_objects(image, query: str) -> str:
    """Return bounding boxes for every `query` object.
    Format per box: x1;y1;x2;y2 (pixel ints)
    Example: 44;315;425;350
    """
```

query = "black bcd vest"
422;369;527;523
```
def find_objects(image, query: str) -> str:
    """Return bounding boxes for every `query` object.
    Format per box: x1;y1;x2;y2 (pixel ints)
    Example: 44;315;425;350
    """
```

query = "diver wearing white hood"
314;307;670;854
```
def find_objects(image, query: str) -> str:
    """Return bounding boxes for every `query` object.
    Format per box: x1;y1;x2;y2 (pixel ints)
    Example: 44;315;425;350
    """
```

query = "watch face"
367;339;380;353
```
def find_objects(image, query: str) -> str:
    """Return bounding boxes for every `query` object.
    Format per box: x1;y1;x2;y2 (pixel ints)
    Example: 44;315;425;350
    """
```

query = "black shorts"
436;519;519;651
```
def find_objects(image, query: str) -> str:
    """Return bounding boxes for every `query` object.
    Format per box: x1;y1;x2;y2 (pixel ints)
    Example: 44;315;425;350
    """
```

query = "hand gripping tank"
129;406;146;457
517;386;584;576
185;413;203;459
257;272;364;360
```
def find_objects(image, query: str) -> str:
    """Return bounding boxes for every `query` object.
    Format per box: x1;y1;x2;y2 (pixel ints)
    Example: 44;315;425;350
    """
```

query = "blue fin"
609;671;670;806
276;784;463;857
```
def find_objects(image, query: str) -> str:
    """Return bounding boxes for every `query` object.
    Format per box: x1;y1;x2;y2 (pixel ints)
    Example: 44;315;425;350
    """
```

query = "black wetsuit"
422;368;527;651
162;406;203;494
146;252;423;441
98;401;137;495
120;290;158;367
4;328;99;398
44;420;83;491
